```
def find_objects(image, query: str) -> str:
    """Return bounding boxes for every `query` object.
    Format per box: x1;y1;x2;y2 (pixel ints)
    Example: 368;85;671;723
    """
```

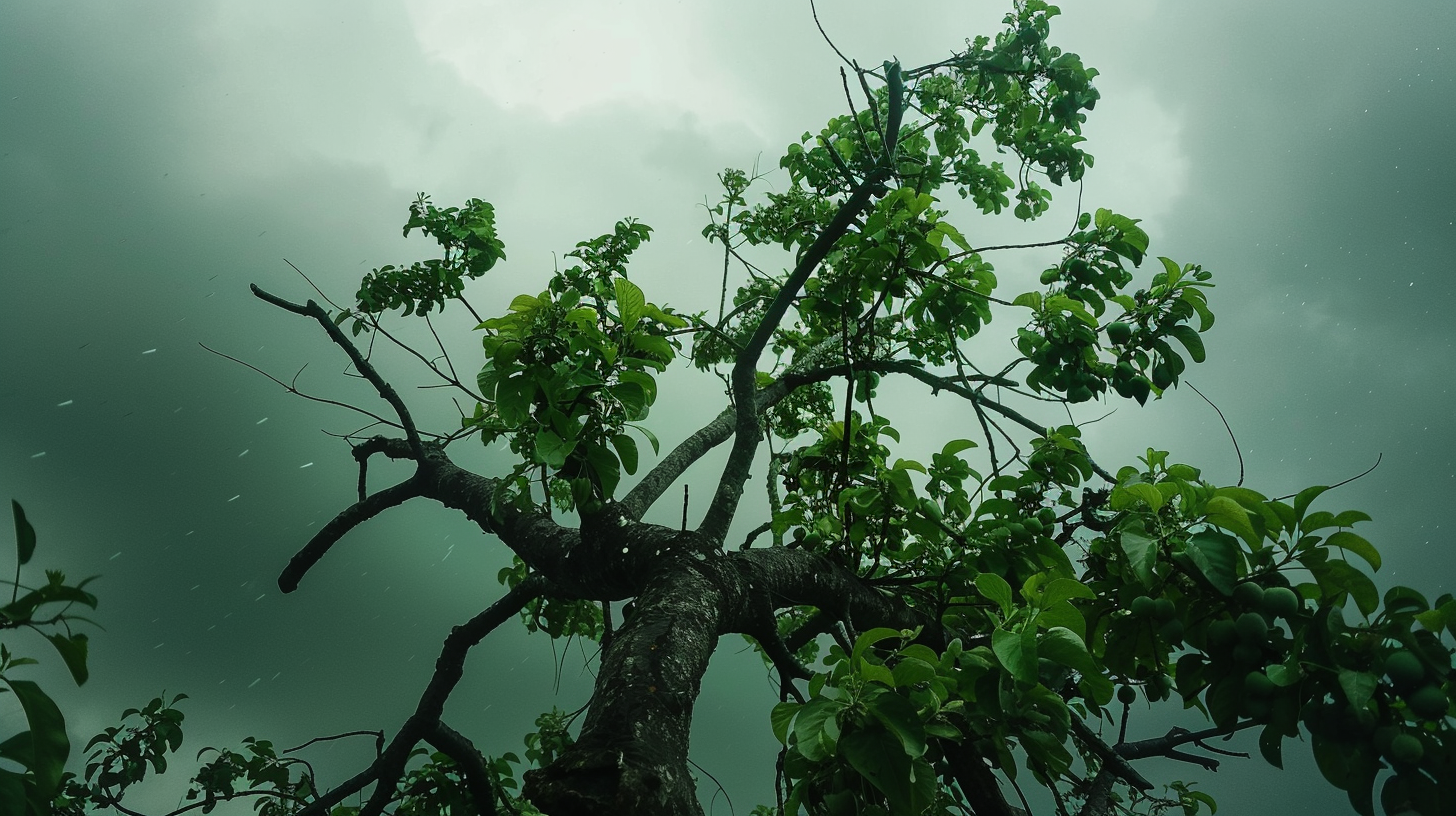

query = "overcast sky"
2;2;1453;814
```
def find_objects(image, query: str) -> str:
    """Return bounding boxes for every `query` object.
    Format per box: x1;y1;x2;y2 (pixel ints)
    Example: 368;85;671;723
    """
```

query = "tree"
55;2;1453;815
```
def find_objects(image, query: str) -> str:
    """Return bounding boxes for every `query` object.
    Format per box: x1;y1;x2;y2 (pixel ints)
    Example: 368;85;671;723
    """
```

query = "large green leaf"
792;697;843;762
975;573;1014;617
1038;626;1097;676
840;726;934;815
769;701;799;745
992;628;1038;685
44;633;88;686
11;501;35;566
0;768;27;816
863;688;927;758
534;429;574;469
614;278;646;331
1118;527;1157;588
1326;531;1381;572
1185;530;1239;596
1204;495;1257;544
2;679;68;801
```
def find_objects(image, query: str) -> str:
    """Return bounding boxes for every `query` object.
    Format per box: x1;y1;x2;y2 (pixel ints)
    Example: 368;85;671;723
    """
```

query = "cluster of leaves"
351;194;506;321
497;554;604;641
1084;453;1455;815
1;501;97;816
463;218;688;512
1017;213;1213;405
49;695;584;815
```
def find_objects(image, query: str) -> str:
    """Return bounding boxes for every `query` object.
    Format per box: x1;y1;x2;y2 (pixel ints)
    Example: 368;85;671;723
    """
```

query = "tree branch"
251;285;426;459
297;576;547;816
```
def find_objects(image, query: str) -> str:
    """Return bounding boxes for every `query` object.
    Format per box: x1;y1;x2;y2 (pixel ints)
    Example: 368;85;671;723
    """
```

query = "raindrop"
247;678;261;688
153;643;164;649
239;450;249;457
300;462;313;468
191;585;201;591
228;495;240;502
254;594;265;601
142;349;157;355
256;417;268;424
109;552;121;560
56;400;73;407
30;452;45;459
271;672;281;681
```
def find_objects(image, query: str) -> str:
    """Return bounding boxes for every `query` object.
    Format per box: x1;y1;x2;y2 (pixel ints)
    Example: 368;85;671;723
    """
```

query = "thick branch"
523;547;919;815
278;477;423;593
1069;718;1153;791
425;722;498;816
298;576;546;816
700;71;904;543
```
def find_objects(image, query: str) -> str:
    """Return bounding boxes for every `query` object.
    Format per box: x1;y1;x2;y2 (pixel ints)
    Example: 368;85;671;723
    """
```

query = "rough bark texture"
523;547;922;815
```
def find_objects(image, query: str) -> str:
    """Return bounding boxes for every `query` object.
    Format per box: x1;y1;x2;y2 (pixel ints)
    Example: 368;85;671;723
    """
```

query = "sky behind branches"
2;1;1454;813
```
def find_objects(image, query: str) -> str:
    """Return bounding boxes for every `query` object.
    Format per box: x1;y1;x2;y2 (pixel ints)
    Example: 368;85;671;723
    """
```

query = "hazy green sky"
2;2;1453;814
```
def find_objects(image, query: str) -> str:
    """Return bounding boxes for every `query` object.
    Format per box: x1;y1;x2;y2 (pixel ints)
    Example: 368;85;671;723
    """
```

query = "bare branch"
251;284;426;459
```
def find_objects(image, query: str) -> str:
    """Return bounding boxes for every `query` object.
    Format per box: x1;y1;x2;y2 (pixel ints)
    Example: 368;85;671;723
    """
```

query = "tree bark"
523;547;921;815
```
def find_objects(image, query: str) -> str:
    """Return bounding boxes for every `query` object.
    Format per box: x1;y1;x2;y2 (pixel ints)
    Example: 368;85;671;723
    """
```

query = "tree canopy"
7;2;1453;815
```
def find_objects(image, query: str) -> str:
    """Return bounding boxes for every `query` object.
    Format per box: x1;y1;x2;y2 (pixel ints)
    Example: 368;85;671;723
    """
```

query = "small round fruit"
1040;268;1061;285
1261;586;1300;618
1206;619;1238;651
1390;733;1425;764
1118;685;1138;705
1152;598;1176;621
1151;363;1173;389
1233;581;1266;609
1245;670;1276;699
1158;619;1185;644
1235;611;1269;644
1406;684;1450;721
1384;650;1426;692
1373;724;1400;753
1130;595;1157;618
1037;507;1057;525
1232;642;1263;666
1106;321;1133;346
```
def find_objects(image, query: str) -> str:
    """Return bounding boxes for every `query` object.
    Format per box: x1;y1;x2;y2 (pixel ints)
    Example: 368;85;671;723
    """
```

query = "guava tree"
76;2;1453;815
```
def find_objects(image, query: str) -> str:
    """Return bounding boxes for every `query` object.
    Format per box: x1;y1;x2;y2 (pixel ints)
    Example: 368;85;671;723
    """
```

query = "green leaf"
1039;578;1095;609
11;501;35;566
1309;559;1380;617
1119;527;1158;588
2;679;68;801
0;769;26;816
614;278;646;331
627;423;660;455
1038;626;1097;676
839;727;933;815
44;633;88;686
992;628;1038;685
583;443;621;499
863;689;927;758
769;701;798;745
1204;495;1256;543
1293;485;1329;521
1326;531;1381;571
610;434;639;476
1168;325;1206;363
975;573;1014;617
851;627;903;669
534;429;573;469
792;697;842;762
1185;531;1239;596
1337;670;1377;710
